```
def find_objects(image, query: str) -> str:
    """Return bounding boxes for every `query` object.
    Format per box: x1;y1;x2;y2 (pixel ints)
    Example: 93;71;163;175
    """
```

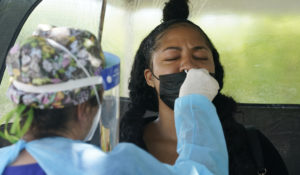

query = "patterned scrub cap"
6;24;105;109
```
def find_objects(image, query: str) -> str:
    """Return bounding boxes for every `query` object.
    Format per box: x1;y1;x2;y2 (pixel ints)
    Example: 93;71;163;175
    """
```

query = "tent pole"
98;0;107;44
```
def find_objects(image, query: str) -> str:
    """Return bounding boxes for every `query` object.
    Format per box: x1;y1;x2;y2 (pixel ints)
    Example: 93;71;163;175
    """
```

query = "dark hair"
121;0;256;174
29;94;99;139
127;0;223;113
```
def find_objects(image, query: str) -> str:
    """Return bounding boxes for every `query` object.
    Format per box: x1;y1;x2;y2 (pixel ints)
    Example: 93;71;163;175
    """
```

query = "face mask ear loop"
150;69;160;80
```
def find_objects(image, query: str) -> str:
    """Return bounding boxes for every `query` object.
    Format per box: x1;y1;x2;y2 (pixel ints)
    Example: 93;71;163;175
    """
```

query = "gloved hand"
179;68;219;101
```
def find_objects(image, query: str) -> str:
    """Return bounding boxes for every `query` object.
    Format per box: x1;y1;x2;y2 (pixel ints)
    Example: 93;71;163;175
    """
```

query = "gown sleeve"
103;94;228;175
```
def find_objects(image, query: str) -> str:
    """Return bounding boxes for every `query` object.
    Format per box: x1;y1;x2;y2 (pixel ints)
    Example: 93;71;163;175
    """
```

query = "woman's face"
144;24;215;91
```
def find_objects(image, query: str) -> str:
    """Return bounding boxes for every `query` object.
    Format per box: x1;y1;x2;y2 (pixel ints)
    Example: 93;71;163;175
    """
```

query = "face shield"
97;52;120;152
0;0;120;150
2;24;120;151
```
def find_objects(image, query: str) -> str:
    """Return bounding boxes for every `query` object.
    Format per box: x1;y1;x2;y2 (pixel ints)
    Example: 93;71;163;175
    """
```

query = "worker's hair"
29;95;99;139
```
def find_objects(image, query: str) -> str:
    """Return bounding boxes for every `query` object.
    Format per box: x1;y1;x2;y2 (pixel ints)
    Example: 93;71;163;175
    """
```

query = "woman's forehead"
155;24;207;48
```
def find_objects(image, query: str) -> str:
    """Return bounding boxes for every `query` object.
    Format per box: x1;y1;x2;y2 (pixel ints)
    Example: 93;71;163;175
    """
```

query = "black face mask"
155;71;216;110
159;72;187;110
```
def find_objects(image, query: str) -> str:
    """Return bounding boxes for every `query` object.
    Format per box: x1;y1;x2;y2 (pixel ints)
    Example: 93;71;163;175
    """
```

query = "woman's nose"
179;56;199;72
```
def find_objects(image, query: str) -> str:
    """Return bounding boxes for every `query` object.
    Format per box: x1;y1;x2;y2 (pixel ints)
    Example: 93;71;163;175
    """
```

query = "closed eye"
193;56;208;61
165;56;180;61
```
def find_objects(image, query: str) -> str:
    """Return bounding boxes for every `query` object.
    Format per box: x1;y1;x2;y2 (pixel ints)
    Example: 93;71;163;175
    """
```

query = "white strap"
46;39;93;78
13;76;102;93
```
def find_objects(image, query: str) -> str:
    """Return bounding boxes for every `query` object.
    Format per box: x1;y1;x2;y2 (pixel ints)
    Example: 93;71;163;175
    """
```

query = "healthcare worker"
0;25;227;175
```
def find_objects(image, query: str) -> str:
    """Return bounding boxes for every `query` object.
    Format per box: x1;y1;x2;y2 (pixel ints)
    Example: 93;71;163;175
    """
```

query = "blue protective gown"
0;94;228;175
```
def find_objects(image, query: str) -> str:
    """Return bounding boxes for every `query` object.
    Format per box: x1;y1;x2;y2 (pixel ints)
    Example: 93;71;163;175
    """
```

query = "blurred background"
1;0;300;117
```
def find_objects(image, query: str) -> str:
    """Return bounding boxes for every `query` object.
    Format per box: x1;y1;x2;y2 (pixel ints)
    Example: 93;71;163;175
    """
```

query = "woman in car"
120;0;288;174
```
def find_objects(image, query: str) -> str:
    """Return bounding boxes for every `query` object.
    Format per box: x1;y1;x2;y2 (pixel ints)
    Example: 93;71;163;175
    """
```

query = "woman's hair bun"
162;0;189;22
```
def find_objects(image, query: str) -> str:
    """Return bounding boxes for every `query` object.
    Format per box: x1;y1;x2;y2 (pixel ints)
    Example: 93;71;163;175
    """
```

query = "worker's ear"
144;68;155;88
